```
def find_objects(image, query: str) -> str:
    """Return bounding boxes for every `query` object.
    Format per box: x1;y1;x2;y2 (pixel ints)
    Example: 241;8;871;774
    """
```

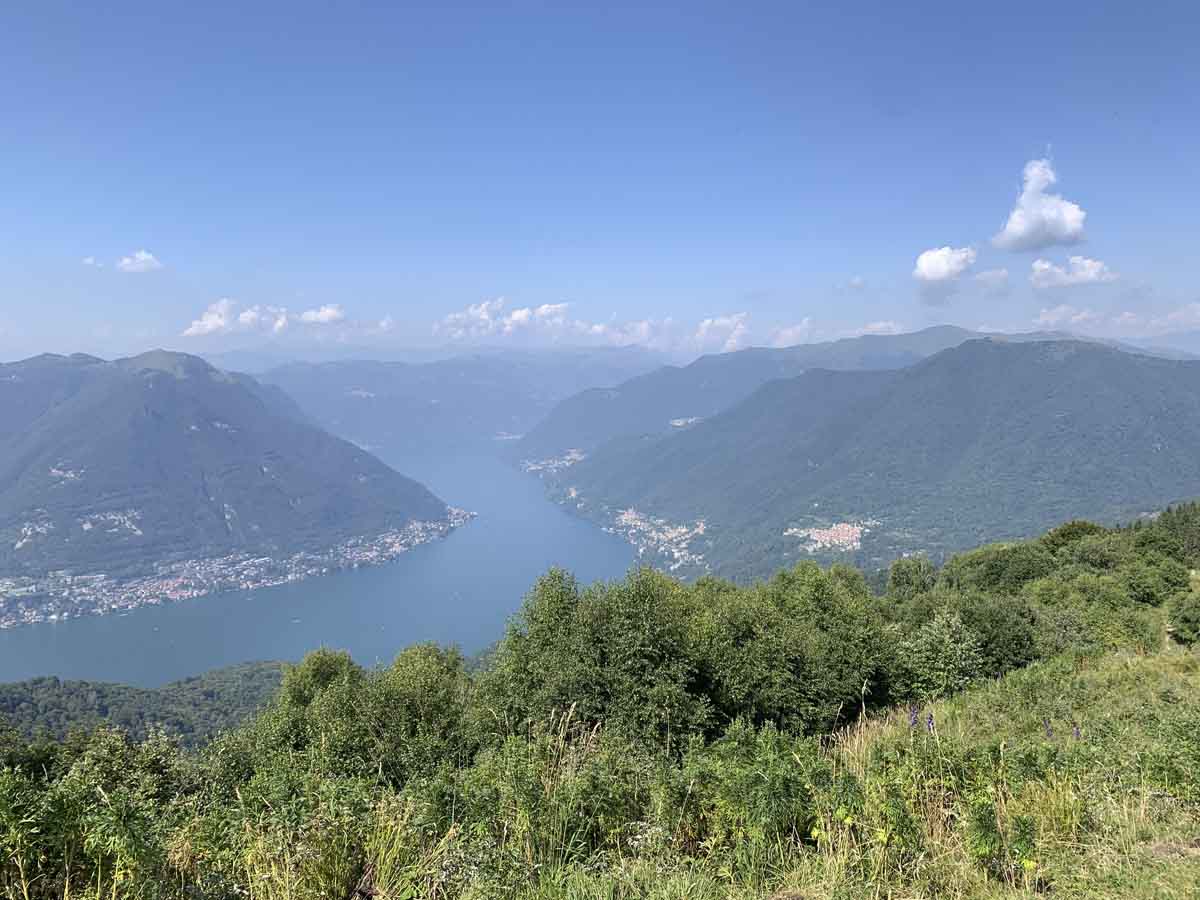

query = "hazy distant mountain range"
514;325;1174;462
0;351;452;582
544;339;1200;579
257;345;668;453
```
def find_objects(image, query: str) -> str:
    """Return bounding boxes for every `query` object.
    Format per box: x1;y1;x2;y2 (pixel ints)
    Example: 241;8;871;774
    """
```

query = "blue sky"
2;0;1198;359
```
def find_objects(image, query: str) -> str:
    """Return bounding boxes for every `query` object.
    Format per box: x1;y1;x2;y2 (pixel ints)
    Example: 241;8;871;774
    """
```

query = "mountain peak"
117;350;223;380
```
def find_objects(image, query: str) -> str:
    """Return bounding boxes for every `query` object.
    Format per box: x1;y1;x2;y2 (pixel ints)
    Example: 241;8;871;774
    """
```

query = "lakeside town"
606;507;709;573
0;508;473;629
783;518;882;553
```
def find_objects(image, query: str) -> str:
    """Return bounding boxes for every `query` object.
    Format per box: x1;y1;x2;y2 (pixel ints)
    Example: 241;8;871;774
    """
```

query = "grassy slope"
529;649;1200;900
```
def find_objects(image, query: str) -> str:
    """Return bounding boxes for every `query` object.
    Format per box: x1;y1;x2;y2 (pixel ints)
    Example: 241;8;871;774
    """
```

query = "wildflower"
1043;718;1053;739
908;704;920;729
926;712;935;734
1072;722;1082;740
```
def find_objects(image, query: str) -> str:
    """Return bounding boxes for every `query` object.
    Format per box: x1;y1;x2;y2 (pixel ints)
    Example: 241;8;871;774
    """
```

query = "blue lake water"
0;452;633;686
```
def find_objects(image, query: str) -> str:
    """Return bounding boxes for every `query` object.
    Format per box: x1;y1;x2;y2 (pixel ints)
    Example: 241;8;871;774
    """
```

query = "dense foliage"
0;662;281;748
2;504;1200;898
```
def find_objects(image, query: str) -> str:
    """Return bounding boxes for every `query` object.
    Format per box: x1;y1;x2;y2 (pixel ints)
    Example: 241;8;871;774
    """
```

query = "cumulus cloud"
693;313;749;353
183;299;237;337
1033;304;1098;328
853;320;905;336
299;304;346;324
974;268;1010;297
436;298;569;338
240;305;290;334
913;246;977;302
1030;256;1118;290
993;159;1086;252
182;299;348;337
81;256;102;268
434;298;760;353
844;276;866;291
116;249;163;273
771;318;814;348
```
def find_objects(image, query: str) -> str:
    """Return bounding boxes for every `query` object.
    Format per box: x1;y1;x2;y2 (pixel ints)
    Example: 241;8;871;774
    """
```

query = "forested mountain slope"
553;340;1200;577
0;351;450;580
511;326;1147;463
0;662;281;748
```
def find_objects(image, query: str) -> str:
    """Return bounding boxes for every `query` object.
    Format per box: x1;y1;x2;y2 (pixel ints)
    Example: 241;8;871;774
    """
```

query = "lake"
0;452;633;686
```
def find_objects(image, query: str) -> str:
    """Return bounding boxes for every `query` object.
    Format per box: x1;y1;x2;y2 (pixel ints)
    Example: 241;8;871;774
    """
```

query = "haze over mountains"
514;325;1177;463
7;328;1200;626
258;345;667;453
545;339;1200;579
0;351;453;583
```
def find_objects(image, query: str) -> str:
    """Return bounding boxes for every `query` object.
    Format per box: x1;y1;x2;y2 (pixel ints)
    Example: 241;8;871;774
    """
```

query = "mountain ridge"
0;351;465;626
513;326;1170;463
549;339;1200;578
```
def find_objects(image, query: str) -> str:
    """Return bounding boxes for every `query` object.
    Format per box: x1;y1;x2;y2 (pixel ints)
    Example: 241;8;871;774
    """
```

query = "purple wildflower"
926;712;935;734
1043;718;1053;739
1072;722;1082;740
908;704;920;729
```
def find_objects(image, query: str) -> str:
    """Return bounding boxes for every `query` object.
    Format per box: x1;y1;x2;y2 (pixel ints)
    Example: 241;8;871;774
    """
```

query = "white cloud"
183;299;237;337
580;318;679;348
992;159;1086;252
1033;304;1098;328
116;249;163;273
435;298;509;340
771;318;814;347
81;256;102;268
436;298;646;344
851;320;905;336
181;300;343;338
434;299;759;353
299;304;346;324
847;276;866;291
974;268;1010;297
913;246;977;302
1030;256;1118;290
693;313;749;352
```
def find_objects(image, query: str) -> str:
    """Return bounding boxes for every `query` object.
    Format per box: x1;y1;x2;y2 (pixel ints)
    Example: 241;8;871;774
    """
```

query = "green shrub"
899;612;985;701
1041;519;1107;553
660;721;825;863
1167;592;1200;646
886;555;936;602
939;541;1056;595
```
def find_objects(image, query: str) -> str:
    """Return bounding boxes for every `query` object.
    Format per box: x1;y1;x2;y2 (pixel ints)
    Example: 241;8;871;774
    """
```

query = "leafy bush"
887;555;936;601
898;612;985;701
939;541;1056;595
1168;591;1200;646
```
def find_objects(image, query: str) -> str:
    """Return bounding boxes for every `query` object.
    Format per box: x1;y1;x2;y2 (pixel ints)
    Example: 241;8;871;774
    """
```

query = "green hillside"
0;351;450;580
513;327;1168;463
515;325;982;461
2;504;1200;897
555;340;1200;579
0;662;282;748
